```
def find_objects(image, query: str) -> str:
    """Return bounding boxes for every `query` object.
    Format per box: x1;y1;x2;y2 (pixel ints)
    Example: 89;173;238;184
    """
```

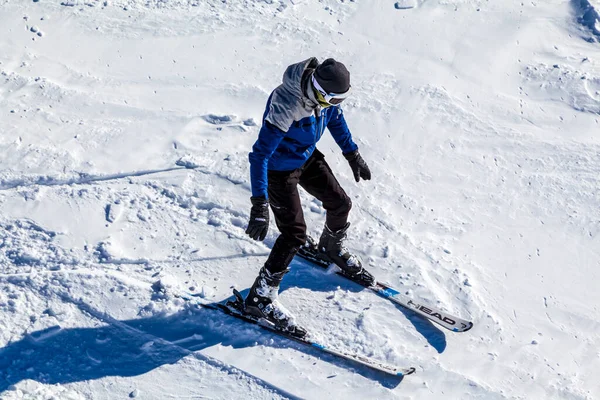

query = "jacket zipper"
315;107;324;142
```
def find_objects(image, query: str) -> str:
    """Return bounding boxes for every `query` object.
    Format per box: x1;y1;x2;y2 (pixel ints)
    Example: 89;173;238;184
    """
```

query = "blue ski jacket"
249;58;358;199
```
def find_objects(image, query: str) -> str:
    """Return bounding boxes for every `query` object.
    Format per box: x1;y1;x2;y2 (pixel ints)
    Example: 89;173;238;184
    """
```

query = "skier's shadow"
281;259;447;354
0;306;249;395
0;298;404;395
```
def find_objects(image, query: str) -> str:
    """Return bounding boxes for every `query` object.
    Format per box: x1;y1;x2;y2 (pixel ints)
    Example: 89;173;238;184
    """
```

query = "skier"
244;57;374;336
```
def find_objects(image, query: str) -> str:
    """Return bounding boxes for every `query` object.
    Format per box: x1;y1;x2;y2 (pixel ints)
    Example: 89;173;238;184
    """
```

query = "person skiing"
244;57;374;337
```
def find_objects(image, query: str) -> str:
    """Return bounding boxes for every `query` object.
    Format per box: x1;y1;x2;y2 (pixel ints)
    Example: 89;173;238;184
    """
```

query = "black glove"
246;196;269;241
344;150;371;182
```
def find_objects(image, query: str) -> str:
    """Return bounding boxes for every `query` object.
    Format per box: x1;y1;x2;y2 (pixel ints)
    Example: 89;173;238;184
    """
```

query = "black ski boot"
318;222;375;286
245;267;307;338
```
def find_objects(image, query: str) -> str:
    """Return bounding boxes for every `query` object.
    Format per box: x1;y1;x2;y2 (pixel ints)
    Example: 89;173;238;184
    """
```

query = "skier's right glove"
246;196;269;241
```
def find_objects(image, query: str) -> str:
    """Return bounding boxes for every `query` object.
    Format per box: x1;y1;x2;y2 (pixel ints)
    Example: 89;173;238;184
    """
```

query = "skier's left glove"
246;196;269;241
344;150;371;182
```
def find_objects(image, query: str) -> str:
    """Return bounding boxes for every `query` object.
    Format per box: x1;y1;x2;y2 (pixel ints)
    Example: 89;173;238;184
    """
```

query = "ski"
181;289;416;377
297;237;474;333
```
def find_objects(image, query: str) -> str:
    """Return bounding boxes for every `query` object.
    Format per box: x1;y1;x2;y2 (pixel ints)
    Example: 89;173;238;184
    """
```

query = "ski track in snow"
1;0;600;399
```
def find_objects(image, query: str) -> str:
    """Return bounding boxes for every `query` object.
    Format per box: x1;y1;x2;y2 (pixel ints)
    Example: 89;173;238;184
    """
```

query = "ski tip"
454;321;474;333
400;367;417;376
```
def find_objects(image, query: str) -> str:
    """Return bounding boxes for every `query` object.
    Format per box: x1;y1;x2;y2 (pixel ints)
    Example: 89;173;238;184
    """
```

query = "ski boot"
245;266;307;338
318;222;375;286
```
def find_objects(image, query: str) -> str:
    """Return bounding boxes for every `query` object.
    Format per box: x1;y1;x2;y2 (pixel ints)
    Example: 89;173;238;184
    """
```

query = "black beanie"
314;58;350;94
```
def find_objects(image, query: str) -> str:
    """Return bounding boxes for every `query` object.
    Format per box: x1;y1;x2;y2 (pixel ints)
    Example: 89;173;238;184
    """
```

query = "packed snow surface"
1;0;599;399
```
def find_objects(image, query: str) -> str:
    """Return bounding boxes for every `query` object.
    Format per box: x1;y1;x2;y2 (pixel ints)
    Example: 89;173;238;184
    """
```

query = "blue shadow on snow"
0;294;405;394
283;258;447;354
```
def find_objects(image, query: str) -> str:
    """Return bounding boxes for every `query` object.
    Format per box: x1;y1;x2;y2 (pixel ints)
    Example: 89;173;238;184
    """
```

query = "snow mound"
523;63;600;114
0;220;78;274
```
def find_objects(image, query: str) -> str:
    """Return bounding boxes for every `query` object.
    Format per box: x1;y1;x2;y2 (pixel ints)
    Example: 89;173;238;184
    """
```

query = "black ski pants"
264;149;352;274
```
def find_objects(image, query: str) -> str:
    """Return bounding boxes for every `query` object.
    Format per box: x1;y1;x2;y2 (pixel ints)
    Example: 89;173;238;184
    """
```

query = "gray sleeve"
264;86;300;133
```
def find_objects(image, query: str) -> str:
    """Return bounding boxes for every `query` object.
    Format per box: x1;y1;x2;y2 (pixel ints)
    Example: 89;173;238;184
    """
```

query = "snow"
1;0;599;399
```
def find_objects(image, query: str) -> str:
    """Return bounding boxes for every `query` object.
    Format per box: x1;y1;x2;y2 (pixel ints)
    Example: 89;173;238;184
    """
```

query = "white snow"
1;0;599;399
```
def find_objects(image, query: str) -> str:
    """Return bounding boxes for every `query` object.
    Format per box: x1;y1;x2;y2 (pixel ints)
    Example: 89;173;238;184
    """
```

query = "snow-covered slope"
1;0;599;399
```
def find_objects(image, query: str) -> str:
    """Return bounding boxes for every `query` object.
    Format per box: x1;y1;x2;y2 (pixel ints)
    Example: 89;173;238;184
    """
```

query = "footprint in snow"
202;114;236;125
394;0;417;10
29;23;44;37
105;202;124;223
201;114;257;131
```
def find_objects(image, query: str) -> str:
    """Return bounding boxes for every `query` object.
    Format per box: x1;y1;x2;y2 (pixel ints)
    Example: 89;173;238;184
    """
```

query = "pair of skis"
192;239;472;377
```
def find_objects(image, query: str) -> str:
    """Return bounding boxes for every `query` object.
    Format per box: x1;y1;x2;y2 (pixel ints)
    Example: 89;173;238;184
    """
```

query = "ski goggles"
311;73;351;106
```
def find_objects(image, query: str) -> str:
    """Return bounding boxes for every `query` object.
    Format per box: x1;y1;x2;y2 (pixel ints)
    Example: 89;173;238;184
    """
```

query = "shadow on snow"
285;258;447;354
0;293;406;395
0;253;450;393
